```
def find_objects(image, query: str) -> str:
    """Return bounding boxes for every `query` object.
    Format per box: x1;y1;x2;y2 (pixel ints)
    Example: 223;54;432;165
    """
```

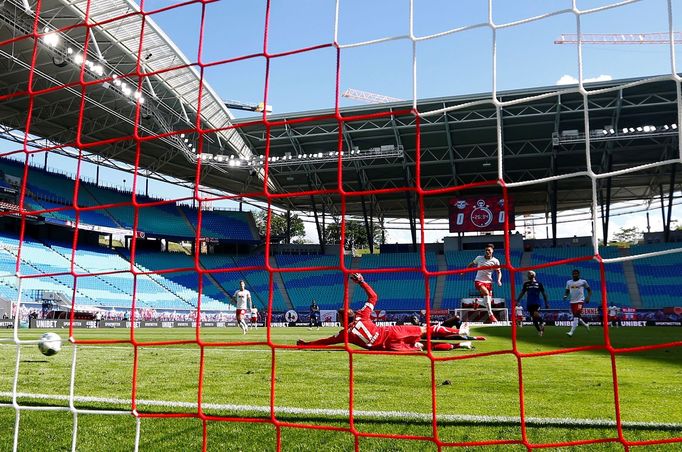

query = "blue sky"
1;0;680;242
140;0;681;117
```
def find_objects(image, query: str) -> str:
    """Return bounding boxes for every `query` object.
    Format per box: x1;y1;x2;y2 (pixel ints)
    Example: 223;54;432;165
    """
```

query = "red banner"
448;196;514;233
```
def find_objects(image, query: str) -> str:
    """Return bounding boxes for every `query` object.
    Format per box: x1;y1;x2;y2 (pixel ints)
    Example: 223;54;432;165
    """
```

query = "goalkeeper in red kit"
297;273;485;351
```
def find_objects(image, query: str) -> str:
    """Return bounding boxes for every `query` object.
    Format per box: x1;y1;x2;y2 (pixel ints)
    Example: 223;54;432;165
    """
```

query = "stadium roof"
0;0;251;187
235;76;681;221
0;0;679;224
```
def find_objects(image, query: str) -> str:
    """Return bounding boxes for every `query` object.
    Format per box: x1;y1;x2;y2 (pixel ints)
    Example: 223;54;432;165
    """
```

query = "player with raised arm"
231;280;252;334
297;273;485;351
516;270;550;336
563;269;592;337
466;244;502;323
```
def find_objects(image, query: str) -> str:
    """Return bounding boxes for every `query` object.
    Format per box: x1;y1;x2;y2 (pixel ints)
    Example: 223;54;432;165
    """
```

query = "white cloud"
556;74;613;85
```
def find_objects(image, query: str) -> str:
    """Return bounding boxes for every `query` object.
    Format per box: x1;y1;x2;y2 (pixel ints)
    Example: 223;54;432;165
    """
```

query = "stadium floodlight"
197;144;403;170
556;123;678;145
42;28;60;47
73;53;84;65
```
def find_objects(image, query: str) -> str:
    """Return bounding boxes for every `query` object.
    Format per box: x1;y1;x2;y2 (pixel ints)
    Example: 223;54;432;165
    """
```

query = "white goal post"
454;298;509;324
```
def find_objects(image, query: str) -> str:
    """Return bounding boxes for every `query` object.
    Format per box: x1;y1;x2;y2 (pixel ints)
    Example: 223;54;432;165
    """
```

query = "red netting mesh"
2;0;682;450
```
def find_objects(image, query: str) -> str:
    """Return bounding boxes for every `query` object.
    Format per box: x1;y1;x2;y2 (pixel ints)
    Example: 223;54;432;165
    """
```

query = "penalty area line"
1;391;680;430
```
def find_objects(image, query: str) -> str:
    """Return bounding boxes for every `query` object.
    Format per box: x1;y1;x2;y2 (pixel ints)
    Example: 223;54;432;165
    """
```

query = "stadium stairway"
176;205;197;236
620;248;642;307
269;256;294;311
0;241;102;307
47;244;137;302
201;271;233;301
80;184;124;228
432;254;448;310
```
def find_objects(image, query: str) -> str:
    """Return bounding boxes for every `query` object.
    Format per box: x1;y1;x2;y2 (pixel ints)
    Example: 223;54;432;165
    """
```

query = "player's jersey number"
352;321;375;345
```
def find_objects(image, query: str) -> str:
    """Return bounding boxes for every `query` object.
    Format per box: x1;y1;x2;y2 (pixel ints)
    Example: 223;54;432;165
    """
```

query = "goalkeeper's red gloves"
349;273;364;284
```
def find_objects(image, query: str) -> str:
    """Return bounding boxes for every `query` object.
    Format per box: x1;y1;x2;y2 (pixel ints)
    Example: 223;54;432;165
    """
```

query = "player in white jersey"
563;269;592;337
232;280;252;334
466;244;502;323
607;305;620;328
515;304;524;327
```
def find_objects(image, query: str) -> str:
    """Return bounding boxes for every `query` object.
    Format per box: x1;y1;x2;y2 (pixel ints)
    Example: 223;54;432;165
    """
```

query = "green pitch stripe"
1;391;681;430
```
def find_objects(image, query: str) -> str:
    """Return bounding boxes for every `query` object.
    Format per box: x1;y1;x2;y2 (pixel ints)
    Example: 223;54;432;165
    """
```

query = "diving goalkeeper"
297;273;485;351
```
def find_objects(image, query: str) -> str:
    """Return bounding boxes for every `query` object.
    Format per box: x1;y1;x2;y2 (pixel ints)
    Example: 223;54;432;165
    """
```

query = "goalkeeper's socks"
430;325;462;339
431;342;456;351
429;342;472;350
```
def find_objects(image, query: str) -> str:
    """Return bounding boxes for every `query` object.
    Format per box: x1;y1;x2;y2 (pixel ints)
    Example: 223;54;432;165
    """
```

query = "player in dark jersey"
516;271;550;336
297;273;485;351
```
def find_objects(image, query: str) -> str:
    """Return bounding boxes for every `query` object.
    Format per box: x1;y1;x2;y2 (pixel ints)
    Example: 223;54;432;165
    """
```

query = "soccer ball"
38;333;62;356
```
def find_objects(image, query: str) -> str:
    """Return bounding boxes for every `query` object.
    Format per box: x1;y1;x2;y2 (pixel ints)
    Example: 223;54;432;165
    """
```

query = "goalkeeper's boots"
458;322;470;336
459;341;473;350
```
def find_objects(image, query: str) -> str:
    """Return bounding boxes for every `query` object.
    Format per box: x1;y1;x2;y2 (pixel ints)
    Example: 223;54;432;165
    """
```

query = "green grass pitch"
1;325;681;451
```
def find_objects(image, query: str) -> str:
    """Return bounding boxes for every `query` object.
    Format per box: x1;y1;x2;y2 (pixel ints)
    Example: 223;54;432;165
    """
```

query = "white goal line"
1;391;680;430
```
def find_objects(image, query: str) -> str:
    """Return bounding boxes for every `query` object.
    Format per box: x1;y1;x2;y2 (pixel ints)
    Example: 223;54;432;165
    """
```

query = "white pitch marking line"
1;391;681;429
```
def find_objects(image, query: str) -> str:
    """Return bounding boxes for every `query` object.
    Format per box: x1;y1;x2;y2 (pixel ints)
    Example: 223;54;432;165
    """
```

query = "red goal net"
1;0;682;450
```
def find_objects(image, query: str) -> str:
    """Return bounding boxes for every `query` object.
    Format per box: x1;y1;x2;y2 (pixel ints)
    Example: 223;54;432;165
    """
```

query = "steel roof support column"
404;166;418;251
354;163;375;254
550;179;558;248
285;209;291;245
443;106;458;185
599;89;621;245
344;126;385;233
599;153;613;246
664;163;678;242
322;203;326;246
390;111;417;250
549;94;561;248
307;175;325;254
360;194;373;254
658;182;669;243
